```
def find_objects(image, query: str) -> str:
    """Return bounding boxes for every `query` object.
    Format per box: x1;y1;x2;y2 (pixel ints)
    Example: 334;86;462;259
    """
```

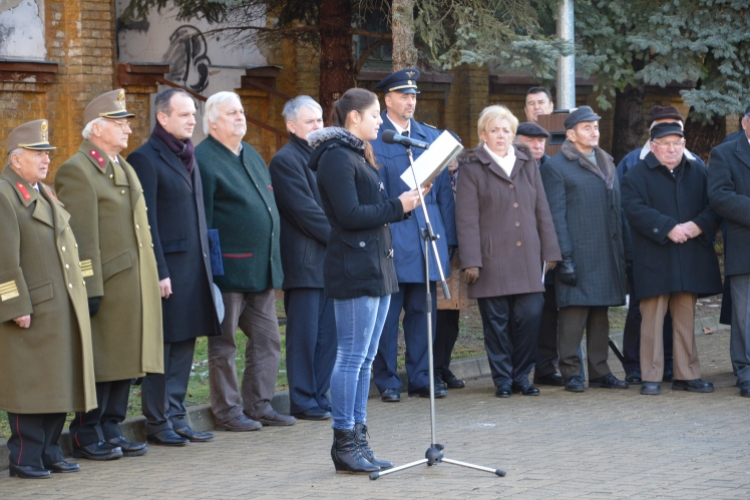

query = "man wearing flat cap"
371;68;458;401
623;122;721;395
515;122;550;167
55;89;163;460
0;120;97;478
616;106;705;385
541;106;629;393
709;103;750;397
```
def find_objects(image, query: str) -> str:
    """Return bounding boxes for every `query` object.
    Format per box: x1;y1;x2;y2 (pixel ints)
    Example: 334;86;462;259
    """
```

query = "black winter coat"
308;127;405;300
269;134;330;290
128;135;220;343
622;153;722;300
708;136;750;276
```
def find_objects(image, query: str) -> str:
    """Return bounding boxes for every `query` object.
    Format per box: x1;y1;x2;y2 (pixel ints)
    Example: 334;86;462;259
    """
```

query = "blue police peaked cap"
375;68;421;94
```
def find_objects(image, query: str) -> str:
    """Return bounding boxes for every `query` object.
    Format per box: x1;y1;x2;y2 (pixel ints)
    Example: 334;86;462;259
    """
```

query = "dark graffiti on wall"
163;25;212;93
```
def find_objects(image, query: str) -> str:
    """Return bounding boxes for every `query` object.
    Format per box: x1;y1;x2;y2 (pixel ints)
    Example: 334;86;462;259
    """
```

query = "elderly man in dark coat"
1;120;97;478
540;106;628;393
709;104;750;397
56;90;163;460
197;91;294;430
269;96;336;420
622;122;722;395
128;88;221;445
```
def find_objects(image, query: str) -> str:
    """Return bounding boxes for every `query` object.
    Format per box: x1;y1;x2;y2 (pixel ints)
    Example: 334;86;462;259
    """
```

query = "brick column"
448;64;488;147
45;0;117;178
236;66;287;165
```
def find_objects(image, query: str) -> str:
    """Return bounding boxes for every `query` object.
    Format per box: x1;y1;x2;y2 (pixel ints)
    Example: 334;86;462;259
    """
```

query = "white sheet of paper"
400;130;464;189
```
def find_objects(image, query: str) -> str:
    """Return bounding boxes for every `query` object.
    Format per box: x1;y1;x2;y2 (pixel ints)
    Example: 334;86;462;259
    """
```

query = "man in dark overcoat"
622;122;722;395
128;88;221;445
55;90;163;460
0;120;97;478
615;106;705;384
540;106;628;393
269;95;336;420
708;104;750;397
371;69;458;401
197;91;294;430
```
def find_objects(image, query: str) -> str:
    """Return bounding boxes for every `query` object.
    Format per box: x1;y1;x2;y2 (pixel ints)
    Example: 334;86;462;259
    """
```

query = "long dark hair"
331;88;378;166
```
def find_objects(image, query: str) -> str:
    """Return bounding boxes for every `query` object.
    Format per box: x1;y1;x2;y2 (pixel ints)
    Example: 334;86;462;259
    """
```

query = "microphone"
382;129;430;150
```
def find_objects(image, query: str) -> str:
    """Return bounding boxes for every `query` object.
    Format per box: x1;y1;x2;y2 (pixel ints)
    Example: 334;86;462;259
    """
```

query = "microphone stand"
371;145;505;480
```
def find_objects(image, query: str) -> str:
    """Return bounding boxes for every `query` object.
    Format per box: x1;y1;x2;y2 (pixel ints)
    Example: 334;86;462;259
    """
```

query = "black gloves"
557;258;577;286
88;297;101;317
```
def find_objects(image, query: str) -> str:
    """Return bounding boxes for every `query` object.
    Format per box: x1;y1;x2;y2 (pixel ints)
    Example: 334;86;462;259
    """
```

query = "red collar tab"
16;182;30;202
89;149;106;169
44;185;58;201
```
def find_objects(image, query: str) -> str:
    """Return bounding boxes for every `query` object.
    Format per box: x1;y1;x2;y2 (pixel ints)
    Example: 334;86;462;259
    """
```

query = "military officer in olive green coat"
55;90;163;461
0;120;97;479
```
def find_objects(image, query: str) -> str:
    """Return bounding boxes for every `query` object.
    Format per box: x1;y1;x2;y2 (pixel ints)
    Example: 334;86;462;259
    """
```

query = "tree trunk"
391;0;417;71
318;0;355;124
684;110;725;165
611;81;646;165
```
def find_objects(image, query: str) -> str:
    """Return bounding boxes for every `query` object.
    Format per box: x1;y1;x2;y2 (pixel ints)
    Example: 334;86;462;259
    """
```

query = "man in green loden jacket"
55;90;163;461
196;91;293;431
0;120;97;478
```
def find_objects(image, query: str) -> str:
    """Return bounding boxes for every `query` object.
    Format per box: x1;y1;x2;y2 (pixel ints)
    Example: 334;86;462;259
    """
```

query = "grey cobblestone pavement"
2;328;749;499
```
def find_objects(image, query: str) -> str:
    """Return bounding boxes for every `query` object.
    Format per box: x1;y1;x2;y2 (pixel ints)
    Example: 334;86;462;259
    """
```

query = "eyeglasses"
651;139;684;149
108;119;132;130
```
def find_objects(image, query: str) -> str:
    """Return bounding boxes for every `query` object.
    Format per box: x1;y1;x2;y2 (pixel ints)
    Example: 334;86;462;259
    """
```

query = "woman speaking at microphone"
308;88;427;474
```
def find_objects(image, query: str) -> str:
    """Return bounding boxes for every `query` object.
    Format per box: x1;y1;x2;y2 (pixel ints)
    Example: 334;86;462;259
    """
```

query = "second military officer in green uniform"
55;89;163;461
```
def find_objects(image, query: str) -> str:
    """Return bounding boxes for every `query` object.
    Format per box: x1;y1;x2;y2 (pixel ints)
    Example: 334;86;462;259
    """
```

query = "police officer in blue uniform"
371;69;458;401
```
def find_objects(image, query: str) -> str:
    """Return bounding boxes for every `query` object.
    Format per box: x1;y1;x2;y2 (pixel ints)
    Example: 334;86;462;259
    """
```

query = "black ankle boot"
331;428;380;473
354;423;393;469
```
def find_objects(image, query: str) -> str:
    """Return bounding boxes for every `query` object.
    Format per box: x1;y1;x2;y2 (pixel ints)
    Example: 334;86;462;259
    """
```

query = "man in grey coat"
540;106;628;393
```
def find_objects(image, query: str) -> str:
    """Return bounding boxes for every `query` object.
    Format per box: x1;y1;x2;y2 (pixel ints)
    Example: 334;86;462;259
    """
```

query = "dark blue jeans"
330;295;390;430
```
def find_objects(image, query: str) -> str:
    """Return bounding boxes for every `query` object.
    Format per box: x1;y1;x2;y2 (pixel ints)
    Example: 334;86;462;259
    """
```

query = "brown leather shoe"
215;415;262;432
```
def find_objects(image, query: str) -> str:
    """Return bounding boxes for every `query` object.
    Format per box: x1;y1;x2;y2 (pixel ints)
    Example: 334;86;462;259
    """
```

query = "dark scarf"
561;138;616;189
152;121;195;174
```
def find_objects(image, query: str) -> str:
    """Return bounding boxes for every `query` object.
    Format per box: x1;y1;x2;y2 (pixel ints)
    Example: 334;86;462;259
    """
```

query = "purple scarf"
152;121;195;174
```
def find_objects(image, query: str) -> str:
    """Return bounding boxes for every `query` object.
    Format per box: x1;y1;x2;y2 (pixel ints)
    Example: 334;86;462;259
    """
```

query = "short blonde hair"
477;105;519;142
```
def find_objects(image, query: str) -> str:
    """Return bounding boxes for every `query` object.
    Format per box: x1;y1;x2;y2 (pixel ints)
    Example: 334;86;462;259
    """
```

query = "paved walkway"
3;328;749;499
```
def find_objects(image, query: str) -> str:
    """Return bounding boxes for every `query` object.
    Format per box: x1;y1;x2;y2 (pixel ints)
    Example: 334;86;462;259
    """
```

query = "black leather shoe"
331;428;379;474
740;387;750;398
257;410;296;427
354;423;393;469
215;415;262;432
108;436;148;456
380;388;401;402
409;385;447;398
589;373;629;389
175;427;215;442
512;383;540;396
45;461;80;473
293;407;333;421
434;375;448;391
9;463;51;479
640;382;661;395
534;372;565;387
441;370;466;389
625;371;643;384
495;384;512;398
663;367;674;382
72;441;123;460
320;403;332;412
565;376;586;393
672;379;714;393
146;429;189;446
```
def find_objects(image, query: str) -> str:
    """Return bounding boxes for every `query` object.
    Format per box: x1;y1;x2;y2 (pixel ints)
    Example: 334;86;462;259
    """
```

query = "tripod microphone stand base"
370;443;505;480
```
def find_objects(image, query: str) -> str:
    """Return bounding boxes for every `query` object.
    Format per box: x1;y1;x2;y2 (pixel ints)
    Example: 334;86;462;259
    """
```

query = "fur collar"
307;126;365;152
561;138;616;189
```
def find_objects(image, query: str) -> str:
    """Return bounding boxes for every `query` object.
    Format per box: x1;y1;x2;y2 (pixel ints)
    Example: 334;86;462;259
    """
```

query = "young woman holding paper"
455;105;561;399
307;88;428;474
